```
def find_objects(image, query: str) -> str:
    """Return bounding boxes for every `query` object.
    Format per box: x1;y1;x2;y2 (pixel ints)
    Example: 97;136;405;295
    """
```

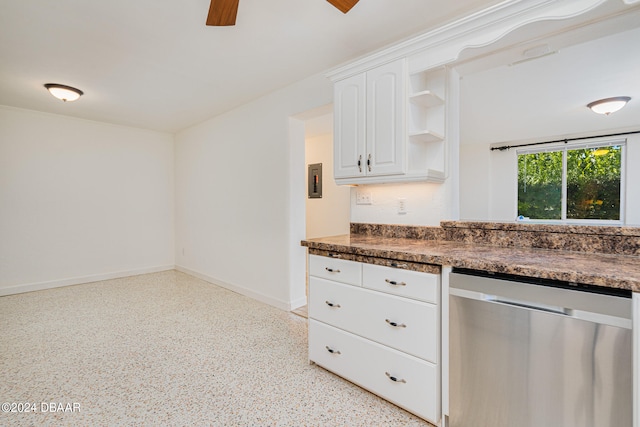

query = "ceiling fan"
206;0;359;26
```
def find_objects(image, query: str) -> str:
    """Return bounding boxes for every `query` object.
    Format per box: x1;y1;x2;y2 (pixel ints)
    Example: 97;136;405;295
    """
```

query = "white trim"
634;293;639;427
621;139;628;225
516;139;626;223
0;265;175;297
562;149;568;219
175;265;293;312
326;0;609;81
441;266;452;424
290;295;308;311
287;115;309;314
516;218;624;226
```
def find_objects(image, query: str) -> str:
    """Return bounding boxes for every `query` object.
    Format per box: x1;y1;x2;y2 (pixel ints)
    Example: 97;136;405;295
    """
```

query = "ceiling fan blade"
327;0;360;14
206;0;239;26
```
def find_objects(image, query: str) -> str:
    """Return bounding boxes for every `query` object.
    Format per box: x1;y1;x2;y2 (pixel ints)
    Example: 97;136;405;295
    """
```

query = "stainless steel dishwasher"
449;268;632;427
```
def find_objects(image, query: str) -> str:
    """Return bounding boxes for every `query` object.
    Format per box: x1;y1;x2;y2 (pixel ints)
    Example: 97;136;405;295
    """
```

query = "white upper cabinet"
332;58;448;185
327;0;632;187
365;60;406;177
334;59;406;182
333;73;366;179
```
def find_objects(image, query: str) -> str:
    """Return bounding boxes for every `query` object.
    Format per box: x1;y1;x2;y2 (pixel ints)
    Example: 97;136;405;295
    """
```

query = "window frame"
516;138;626;225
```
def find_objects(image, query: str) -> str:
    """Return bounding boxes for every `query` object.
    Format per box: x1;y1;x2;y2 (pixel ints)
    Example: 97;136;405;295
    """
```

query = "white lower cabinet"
309;320;439;422
308;254;362;286
308;254;441;424
310;277;438;362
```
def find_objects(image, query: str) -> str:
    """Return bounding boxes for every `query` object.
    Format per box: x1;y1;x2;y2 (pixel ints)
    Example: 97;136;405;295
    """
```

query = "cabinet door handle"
328;253;342;259
390;262;408;269
357;155;362;172
325;267;341;273
325;301;341;308
367;154;372;172
385;319;406;328
325;346;341;355
385;372;407;383
385;279;406;287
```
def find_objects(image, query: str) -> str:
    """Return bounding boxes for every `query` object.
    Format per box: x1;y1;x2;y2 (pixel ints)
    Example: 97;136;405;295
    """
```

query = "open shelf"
409;130;444;143
405;67;447;181
409;90;444;108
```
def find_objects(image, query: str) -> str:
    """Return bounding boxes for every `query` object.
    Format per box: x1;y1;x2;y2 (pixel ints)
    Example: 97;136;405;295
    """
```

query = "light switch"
398;198;407;214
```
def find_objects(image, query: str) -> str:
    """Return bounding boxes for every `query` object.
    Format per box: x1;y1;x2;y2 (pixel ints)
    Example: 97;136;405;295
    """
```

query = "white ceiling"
460;23;640;146
0;0;502;133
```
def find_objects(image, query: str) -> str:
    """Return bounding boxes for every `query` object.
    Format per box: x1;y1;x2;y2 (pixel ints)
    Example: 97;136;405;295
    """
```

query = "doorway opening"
290;104;350;317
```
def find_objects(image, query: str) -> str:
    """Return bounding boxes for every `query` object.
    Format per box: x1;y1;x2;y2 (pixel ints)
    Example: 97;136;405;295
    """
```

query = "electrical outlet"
398;198;407;214
356;191;372;205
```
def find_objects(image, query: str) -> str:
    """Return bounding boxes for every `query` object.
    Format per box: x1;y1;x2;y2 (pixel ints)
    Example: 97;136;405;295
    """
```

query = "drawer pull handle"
325;346;341;355
385;319;406;328
325;301;341;308
385;372;407;384
328;253;342;259
385;279;406;287
390;262;408;269
325;267;341;273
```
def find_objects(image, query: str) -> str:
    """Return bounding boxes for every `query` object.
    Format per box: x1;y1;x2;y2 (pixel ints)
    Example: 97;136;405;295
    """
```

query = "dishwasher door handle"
449;287;568;315
449;287;632;329
487;296;570;316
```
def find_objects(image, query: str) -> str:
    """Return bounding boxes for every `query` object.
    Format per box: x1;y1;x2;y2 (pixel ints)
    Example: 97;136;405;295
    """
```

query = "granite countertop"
302;233;640;292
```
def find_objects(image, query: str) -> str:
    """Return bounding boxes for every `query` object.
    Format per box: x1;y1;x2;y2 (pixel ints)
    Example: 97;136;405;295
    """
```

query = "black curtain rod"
490;130;640;151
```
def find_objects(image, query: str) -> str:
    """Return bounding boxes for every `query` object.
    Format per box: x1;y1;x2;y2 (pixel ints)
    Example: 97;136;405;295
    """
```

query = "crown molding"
326;0;612;81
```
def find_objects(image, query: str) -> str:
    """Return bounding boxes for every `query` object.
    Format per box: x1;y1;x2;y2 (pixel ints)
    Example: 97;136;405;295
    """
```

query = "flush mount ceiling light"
587;96;631;115
44;83;83;102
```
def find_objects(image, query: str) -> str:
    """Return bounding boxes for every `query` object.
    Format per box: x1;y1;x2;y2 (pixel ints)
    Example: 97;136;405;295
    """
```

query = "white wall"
459;27;640;225
305;131;350;239
459;141;515;222
459;28;640;148
350;181;455;226
458;143;491;221
174;73;332;310
461;134;640;224
0;106;175;295
626;136;640;225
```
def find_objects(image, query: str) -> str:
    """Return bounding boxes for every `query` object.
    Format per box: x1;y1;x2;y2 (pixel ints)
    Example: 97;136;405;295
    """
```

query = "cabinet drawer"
363;263;439;303
309;319;439;423
310;277;438;362
309;254;362;286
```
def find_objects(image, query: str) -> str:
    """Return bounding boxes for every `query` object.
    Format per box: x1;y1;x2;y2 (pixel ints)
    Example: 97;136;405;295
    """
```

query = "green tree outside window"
518;145;622;221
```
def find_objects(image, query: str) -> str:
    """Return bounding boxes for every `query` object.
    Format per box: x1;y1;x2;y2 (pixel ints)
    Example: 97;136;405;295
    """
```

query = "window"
517;140;625;222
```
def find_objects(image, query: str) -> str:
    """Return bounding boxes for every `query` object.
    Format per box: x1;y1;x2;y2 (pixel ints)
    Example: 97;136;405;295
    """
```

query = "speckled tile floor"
0;271;432;426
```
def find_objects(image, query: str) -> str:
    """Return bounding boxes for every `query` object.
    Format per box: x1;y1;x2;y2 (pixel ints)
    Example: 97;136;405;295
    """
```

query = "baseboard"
2;265;304;312
0;265;175;297
175;265;294;311
290;295;307;310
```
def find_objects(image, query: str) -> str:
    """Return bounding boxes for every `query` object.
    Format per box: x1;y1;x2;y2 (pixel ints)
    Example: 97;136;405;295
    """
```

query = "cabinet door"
334;73;366;179
366;59;406;176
